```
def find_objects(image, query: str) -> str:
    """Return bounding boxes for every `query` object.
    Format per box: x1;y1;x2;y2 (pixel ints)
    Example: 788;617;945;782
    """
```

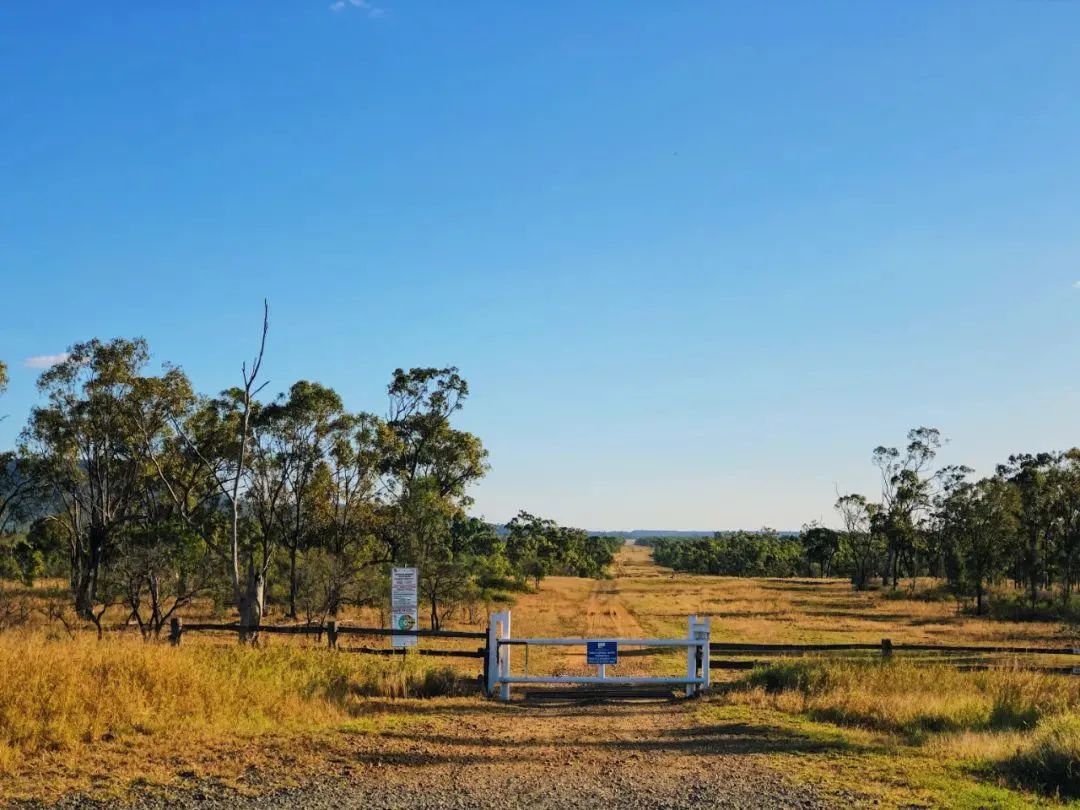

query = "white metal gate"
485;610;710;701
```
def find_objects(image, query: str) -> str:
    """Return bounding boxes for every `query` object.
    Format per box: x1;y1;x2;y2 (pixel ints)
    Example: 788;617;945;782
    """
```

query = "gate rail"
486;610;711;701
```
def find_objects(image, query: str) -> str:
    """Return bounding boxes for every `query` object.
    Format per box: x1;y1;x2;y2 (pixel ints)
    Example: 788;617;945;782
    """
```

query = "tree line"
0;309;619;639
646;427;1080;617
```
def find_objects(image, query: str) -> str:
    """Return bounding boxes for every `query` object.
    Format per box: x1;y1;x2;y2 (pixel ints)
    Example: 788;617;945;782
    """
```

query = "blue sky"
2;2;1079;530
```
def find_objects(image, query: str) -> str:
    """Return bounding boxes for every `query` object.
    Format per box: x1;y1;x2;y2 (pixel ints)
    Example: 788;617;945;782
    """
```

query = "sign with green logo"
391;567;418;648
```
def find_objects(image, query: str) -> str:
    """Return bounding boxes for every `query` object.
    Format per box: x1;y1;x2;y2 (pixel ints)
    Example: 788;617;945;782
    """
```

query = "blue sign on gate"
586;640;618;666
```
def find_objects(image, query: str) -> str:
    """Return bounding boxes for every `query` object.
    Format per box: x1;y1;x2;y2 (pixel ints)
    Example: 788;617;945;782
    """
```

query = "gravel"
13;700;869;809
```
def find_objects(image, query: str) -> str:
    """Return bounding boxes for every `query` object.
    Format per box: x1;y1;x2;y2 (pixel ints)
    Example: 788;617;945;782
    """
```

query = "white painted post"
699;616;711;692
485;613;499;697
499;610;512;702
686;615;698;697
598;663;607;680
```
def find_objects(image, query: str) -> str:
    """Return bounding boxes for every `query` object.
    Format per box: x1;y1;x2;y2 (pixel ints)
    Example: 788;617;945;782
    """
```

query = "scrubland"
3;546;1080;807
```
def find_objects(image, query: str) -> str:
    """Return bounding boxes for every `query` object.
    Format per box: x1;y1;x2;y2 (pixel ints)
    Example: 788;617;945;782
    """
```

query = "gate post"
698;617;711;692
685;615;710;696
686;615;698;697
499;610;512;702
485;613;499;697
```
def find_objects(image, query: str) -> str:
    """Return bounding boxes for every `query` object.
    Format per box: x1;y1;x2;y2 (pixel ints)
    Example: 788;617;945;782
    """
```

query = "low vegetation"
0;630;465;773
728;658;1080;798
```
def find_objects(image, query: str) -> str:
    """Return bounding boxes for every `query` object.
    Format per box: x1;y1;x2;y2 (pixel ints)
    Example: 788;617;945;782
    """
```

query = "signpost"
587;640;618;666
587;640;618;680
391;567;418;648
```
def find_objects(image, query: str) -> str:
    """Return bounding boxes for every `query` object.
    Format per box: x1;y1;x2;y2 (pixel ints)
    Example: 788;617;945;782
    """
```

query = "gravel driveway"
18;699;866;809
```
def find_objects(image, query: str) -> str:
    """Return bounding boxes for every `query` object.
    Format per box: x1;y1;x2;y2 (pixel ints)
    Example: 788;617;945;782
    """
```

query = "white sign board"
391;567;418;648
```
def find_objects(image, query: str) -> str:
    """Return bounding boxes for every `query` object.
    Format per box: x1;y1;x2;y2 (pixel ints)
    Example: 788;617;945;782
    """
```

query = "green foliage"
504;511;620;587
0;535;43;585
651;530;804;577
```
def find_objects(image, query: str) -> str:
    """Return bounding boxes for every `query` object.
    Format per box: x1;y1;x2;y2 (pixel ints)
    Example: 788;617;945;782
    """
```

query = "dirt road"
28;698;855;809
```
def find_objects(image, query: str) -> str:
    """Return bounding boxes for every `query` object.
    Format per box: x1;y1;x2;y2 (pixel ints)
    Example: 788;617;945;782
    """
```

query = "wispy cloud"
23;353;69;369
1073;280;1080;289
329;0;384;17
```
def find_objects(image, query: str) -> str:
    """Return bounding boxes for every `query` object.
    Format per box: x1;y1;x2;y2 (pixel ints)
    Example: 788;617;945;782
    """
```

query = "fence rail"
341;646;488;659
167;617;489;672
710;637;1080;675
710;640;1080;655
174;620;485;640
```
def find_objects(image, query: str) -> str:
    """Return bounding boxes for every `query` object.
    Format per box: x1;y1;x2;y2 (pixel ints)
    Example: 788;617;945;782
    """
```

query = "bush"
735;660;1078;739
746;661;829;695
999;714;1080;798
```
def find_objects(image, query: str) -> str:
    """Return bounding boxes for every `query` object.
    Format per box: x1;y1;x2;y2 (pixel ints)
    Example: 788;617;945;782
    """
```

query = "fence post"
498;611;512;702
699;617;711;691
326;620;338;650
484;617;495;697
686;615;698;697
881;638;893;659
169;617;183;646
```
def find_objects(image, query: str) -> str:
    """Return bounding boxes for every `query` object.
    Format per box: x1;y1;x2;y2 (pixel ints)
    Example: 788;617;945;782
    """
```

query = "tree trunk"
1029;530;1039;610
288;545;298;620
975;580;984;615
74;528;106;619
74;569;95;620
238;571;265;644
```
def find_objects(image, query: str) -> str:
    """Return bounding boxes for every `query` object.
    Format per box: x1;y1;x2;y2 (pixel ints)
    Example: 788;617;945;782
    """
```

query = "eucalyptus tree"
380;367;489;628
418;514;503;629
835;492;878;590
139;305;275;640
871;427;942;587
997;453;1055;609
301;411;389;617
1045;450;1080;606
936;469;1017;614
800;521;840;577
504;510;560;587
254;380;347;618
20;338;181;618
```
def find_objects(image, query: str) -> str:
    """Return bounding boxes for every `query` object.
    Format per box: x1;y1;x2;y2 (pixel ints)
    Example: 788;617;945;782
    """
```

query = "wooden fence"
168;618;490;675
710;639;1080;675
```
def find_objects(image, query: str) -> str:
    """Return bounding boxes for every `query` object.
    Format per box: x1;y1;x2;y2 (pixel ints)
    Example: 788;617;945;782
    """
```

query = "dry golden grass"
0;631;465;776
5;545;1080;805
732;659;1079;737
726;657;1080;799
617;545;1072;648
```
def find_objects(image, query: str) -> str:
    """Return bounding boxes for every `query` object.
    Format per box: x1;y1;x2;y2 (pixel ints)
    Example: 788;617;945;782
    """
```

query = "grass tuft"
737;659;1078;739
998;713;1080;798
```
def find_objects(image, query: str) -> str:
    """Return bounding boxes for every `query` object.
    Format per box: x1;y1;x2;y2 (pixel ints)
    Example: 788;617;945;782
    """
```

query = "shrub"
999;714;1080;798
735;660;1079;740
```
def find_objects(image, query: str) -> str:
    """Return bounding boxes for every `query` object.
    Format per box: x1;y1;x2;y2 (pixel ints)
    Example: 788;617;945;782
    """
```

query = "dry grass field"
2;545;1079;807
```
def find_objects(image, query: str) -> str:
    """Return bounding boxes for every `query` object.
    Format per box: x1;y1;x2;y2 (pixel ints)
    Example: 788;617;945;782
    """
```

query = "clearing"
5;545;1076;809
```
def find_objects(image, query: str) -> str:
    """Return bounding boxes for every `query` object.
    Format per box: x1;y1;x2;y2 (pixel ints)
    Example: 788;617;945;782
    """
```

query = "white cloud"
330;0;384;16
1074;280;1080;289
23;353;70;369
